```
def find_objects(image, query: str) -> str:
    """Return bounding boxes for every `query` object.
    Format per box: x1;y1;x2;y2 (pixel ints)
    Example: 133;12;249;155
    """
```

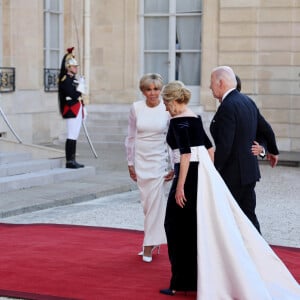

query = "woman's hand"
175;186;187;208
175;153;190;208
128;165;137;181
164;169;174;181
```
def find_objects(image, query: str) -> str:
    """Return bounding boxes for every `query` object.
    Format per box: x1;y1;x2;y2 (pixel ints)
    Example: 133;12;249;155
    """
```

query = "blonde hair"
161;81;191;104
139;73;164;92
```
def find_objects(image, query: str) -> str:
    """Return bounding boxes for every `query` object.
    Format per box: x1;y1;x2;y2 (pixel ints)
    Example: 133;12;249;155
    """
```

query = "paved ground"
0;142;136;218
0;142;299;299
3;169;300;248
1;142;300;248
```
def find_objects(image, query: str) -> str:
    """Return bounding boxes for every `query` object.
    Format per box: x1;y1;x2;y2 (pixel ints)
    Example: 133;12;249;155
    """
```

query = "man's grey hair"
212;66;237;87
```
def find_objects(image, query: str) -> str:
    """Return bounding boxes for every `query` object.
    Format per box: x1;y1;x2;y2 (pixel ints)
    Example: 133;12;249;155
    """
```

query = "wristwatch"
259;147;266;159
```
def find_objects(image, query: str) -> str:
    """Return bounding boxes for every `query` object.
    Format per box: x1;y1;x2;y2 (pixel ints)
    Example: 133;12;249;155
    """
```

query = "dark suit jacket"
256;114;279;155
210;89;279;187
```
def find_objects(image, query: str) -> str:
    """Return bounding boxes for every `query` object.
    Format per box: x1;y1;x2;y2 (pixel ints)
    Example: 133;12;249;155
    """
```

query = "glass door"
140;0;202;105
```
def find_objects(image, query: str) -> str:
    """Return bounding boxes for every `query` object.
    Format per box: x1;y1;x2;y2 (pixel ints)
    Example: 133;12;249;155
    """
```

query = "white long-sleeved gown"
125;100;170;246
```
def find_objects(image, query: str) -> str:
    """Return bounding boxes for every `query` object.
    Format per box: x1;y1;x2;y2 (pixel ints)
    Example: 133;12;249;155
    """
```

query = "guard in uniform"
58;47;85;168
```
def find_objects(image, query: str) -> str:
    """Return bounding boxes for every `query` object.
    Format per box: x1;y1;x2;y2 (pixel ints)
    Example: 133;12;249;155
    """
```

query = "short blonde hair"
161;81;191;104
139;73;164;92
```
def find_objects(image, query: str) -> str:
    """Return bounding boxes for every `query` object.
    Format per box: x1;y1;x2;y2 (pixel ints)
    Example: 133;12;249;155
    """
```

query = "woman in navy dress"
160;81;300;299
160;81;213;295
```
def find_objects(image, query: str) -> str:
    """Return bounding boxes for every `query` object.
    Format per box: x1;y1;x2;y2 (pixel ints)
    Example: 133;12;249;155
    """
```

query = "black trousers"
227;182;261;233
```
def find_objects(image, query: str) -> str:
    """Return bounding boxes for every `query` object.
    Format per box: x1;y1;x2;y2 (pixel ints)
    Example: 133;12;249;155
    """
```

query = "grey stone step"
78;132;126;143
85;117;129;126
80;124;128;135
0;139;65;159
0;152;32;164
86;104;130;120
0;158;63;177
0;166;96;193
82;104;129;142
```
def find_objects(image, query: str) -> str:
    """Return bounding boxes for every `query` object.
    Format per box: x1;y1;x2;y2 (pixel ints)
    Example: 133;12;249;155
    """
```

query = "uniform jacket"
58;74;82;119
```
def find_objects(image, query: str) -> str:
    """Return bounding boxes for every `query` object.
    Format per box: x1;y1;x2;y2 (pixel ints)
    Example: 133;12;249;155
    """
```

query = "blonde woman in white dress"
125;73;174;263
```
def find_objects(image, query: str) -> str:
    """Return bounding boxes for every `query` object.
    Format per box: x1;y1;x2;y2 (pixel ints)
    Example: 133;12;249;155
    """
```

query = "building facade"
0;0;299;151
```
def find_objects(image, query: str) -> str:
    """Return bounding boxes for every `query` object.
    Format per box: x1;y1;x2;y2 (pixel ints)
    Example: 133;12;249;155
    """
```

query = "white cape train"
196;146;300;300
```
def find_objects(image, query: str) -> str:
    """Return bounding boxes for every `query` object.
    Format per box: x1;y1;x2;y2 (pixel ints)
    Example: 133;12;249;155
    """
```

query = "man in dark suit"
235;74;279;167
209;66;279;233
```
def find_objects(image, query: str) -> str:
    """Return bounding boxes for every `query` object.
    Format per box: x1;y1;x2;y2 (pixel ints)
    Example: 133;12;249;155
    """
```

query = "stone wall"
0;0;140;144
0;0;299;150
88;0;139;105
0;0;62;144
201;0;300;151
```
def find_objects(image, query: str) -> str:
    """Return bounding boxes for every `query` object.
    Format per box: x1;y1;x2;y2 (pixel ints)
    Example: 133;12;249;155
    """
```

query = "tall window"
0;0;3;66
140;0;202;87
44;0;63;69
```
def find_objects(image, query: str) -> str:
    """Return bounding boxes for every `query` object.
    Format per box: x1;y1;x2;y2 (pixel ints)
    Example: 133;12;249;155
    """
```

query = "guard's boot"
66;160;84;168
65;139;78;169
67;157;84;168
65;139;84;168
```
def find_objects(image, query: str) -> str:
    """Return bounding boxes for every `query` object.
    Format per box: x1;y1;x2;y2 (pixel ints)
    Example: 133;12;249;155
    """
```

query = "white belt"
173;146;201;163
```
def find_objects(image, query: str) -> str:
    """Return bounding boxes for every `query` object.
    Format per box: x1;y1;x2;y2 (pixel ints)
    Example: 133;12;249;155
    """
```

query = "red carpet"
0;223;299;300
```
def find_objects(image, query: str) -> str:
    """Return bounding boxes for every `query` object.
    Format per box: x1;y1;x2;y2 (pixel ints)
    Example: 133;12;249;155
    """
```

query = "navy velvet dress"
164;116;212;291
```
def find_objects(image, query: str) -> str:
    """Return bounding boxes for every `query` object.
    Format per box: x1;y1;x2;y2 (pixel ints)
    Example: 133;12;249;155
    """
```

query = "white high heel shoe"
142;245;160;263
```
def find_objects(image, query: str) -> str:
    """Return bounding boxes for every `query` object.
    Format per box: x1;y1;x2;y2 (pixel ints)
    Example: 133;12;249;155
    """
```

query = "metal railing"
0;67;15;93
44;68;60;92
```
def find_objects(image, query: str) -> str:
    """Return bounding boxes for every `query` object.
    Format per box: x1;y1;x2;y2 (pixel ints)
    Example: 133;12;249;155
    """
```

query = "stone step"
0;158;63;177
78;132;126;143
86;116;129;125
0;151;96;193
0;166;96;193
0;152;32;164
86;104;130;120
80;124;128;135
57;109;129;144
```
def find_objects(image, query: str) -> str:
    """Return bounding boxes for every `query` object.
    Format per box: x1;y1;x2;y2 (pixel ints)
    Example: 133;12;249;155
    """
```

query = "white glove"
77;76;86;94
83;106;88;120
